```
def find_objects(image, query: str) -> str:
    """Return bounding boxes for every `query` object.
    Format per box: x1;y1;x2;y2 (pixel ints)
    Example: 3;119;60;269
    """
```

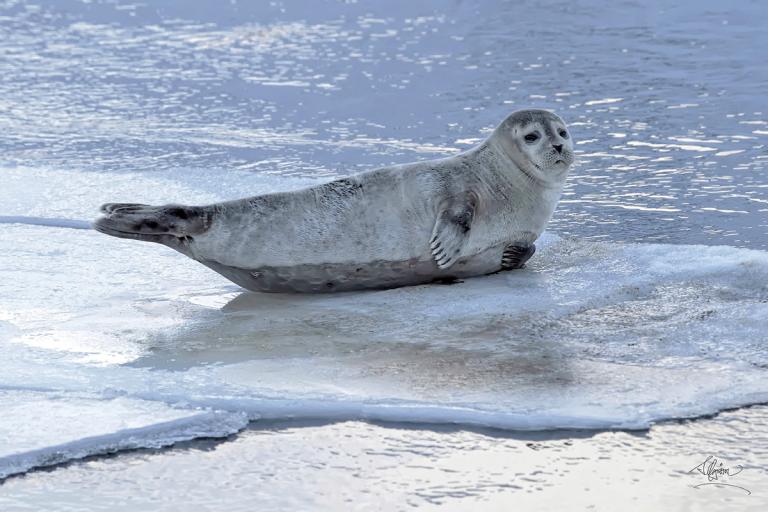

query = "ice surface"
0;217;91;230
0;391;247;480
1;166;767;478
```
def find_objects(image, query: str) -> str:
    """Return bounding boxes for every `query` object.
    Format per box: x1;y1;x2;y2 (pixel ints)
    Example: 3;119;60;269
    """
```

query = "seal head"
493;109;574;187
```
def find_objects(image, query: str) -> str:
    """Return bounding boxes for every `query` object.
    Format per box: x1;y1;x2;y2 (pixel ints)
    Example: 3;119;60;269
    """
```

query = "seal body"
94;109;574;292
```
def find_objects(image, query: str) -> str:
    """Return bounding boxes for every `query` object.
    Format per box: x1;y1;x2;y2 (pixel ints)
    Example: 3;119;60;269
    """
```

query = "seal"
94;109;574;292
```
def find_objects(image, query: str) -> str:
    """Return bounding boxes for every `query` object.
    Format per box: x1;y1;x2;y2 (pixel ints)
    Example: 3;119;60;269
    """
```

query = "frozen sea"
0;0;767;509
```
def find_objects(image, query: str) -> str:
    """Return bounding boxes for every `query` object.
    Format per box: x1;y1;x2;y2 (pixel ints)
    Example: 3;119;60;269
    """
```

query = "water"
2;0;767;246
5;414;768;511
0;0;767;483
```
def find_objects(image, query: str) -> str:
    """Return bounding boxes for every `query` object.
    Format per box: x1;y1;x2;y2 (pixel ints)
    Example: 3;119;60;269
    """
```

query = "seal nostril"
553;144;563;154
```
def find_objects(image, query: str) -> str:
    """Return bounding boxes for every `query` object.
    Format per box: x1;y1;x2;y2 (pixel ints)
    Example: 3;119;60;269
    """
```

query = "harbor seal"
94;109;574;292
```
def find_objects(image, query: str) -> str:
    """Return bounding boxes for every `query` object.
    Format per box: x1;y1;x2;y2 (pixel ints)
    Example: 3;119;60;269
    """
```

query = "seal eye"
559;129;568;139
524;132;539;143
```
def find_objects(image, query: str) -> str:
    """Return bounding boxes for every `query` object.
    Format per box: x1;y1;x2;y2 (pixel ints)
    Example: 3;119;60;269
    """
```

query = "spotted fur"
94;109;573;293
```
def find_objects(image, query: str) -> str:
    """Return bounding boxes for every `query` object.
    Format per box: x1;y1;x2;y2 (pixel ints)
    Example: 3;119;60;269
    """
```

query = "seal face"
94;109;574;292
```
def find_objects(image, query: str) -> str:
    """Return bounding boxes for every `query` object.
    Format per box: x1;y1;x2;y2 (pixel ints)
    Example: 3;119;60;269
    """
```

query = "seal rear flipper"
501;243;536;270
99;203;151;214
93;203;210;242
429;191;477;269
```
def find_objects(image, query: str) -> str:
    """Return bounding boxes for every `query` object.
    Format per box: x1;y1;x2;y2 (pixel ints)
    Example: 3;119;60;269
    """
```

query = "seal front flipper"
501;243;536;270
429;192;477;269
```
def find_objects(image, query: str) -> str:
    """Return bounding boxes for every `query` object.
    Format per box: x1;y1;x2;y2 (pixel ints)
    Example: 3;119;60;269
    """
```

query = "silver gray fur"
94;109;574;293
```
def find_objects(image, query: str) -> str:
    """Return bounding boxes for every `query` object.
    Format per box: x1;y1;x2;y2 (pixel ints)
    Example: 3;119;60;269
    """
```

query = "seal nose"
553;144;563;154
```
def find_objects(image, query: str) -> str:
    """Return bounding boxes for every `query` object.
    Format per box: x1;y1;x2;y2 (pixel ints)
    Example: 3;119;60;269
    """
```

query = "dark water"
1;0;766;247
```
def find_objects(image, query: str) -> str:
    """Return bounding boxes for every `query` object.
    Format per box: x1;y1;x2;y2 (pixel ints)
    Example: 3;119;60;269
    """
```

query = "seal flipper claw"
501;243;536;270
430;192;477;270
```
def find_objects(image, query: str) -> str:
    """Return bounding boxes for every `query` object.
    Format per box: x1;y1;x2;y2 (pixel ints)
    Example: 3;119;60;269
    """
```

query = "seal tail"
93;203;210;242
